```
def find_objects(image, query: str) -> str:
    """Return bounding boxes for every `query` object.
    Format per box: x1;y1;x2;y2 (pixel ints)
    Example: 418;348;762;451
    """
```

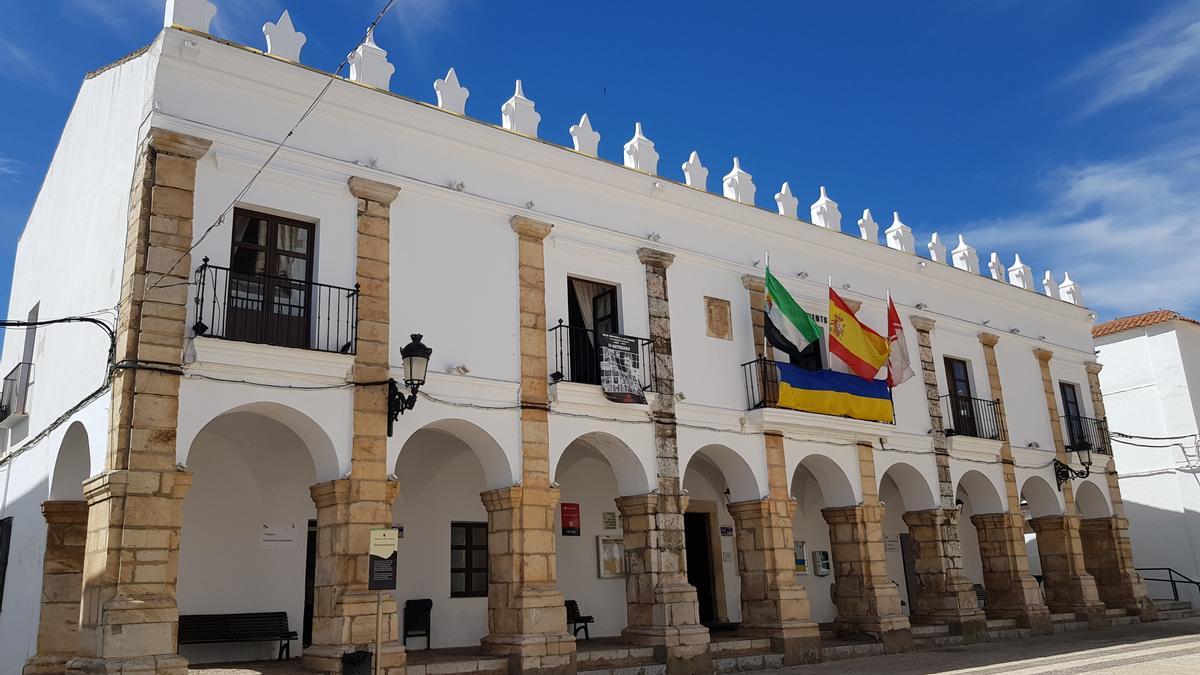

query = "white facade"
0;7;1118;670
1095;314;1200;605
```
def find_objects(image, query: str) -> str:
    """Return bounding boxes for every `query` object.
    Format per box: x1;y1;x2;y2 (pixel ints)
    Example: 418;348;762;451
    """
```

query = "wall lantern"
388;333;433;437
1052;439;1092;490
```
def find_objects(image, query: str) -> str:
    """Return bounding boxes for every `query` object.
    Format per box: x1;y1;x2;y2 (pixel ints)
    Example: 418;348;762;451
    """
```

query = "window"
1060;382;1086;449
226;208;315;349
0;517;12;613
565;278;619;386
944;357;978;437
450;522;488;598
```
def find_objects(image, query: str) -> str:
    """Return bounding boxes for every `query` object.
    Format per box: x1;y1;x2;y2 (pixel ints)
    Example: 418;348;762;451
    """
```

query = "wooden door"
227;209;314;349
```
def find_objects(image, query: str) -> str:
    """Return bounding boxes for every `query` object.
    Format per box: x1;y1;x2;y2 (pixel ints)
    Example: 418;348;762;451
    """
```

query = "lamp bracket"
1052;458;1090;491
387;378;419;437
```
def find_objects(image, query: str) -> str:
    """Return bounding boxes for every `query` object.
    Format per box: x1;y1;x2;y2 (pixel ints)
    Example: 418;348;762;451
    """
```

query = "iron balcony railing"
1064;414;1112;455
548;321;656;392
192;259;359;355
941;394;1006;441
0;362;33;423
743;357;781;410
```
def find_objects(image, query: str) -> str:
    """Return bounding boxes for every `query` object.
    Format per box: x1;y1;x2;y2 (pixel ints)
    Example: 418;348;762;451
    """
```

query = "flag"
887;293;915;387
828;286;890;380
765;264;823;369
774;361;894;423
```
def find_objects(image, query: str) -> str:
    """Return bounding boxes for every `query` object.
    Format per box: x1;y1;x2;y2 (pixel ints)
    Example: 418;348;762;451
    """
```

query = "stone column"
1031;348;1106;627
975;333;1051;633
903;316;987;642
304;177;405;674
24;501;88;675
68;128;208;675
477;216;574;675
1082;362;1156;621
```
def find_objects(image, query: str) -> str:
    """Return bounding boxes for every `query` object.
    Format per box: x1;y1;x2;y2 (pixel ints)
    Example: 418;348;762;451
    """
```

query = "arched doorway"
791;454;857;623
878;462;937;616
50;421;90;501
955;470;1006;606
1020;475;1063;579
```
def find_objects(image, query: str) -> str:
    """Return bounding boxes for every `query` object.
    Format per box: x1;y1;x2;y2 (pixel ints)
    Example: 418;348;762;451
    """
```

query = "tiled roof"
1092;310;1200;338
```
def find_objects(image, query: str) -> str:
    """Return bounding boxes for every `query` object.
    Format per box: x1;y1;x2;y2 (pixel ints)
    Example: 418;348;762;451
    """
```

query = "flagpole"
826;275;833;372
762;251;770;360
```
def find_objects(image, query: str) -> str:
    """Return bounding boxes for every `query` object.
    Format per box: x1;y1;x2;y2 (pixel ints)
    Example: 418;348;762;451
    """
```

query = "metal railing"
1136;567;1200;602
0;362;33;422
548;321;656;392
1063;414;1112;455
941;394;1006;441
742;357;780;409
192;259;359;355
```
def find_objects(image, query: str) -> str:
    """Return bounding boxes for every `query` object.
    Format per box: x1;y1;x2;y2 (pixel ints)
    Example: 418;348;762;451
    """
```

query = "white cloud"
1064;1;1200;115
0;154;20;177
65;0;160;33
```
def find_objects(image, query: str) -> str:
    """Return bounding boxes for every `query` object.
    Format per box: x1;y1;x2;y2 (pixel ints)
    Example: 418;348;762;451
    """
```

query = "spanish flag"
828;287;890;380
775;361;894;423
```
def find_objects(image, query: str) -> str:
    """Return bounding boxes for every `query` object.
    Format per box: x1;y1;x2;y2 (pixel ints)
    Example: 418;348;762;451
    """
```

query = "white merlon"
1007;253;1034;290
951;235;979;274
810;186;842;231
165;0;217;32
623;123;659;174
569;114;600;157
682;151;707;190
348;28;394;90
927;232;948;264
722;158;755;205
1043;271;1060;299
858;209;879;243
775;182;798;218
987;252;1004;280
434;68;469;115
885;211;915;253
263;10;306;62
1059;272;1084;305
501;80;541;137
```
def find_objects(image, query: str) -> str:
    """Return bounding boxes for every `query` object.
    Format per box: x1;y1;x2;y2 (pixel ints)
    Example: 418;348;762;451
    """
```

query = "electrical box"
813;550;832;577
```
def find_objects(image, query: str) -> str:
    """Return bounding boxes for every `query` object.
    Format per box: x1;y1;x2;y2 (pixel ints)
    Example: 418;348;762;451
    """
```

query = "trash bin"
341;650;372;675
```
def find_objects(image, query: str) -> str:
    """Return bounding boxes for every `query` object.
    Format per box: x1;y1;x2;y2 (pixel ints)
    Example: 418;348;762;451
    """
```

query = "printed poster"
561;502;581;536
598;333;647;404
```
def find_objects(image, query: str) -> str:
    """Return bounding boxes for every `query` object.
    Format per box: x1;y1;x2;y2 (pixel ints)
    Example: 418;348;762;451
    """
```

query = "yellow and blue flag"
775;361;893;423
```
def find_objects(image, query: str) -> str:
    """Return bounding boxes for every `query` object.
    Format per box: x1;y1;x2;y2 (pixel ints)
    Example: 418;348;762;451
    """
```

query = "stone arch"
956;469;1005;515
793;454;857;507
685;444;761;502
50;421;91;501
397;418;513;490
1020;475;1063;518
183;401;340;482
1074;481;1112;519
553;431;652;497
879;461;937;511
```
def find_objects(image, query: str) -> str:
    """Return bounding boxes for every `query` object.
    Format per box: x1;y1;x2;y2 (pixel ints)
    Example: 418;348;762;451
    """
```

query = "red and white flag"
887;293;915;387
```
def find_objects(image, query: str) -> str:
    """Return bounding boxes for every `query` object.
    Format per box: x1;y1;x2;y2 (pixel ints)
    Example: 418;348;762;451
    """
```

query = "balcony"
191;259;359;355
741;357;894;424
941;394;1006;441
1064;414;1112;455
0;362;33;426
548;321;656;393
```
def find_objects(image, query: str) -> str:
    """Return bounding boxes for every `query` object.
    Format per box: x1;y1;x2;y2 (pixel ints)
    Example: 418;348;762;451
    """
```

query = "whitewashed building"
1094;310;1200;607
0;2;1157;674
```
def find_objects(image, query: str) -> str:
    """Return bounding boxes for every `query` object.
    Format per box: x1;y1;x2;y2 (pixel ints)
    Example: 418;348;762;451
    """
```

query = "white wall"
791;466;837;623
682;456;742;623
879;476;912;615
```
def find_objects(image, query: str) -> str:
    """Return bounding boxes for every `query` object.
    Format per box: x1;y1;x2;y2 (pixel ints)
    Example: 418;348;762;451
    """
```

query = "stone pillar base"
65;654;188;675
24;655;72;675
481;632;576;675
971;513;1053;635
834;616;913;653
67;595;186;674
303;641;406;675
984;603;1053;635
1079;516;1158;622
621;624;712;675
738;621;823;665
1029;515;1106;626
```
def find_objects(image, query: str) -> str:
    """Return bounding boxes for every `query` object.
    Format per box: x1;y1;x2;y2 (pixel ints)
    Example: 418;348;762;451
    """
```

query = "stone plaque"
705;296;733;340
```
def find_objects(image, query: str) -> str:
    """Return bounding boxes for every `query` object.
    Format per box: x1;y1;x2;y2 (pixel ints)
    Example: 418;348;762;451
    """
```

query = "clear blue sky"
1;0;1197;321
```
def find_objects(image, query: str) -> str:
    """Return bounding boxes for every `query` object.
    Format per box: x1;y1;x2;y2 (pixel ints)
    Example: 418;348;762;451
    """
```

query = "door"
566;278;618;385
899;533;918;615
944;357;977;437
227;209;314;349
1060;382;1085;449
684;513;717;625
303;519;317;647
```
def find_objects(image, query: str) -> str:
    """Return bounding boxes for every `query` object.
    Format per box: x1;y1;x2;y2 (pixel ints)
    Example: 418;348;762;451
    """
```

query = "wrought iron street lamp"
387;334;432;437
1053;438;1093;490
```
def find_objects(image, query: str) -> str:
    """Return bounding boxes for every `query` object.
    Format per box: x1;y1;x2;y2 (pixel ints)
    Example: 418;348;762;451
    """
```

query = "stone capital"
1033;347;1054;363
741;274;765;293
978;331;1000;347
909;315;936;333
637;247;675;269
348;176;401;205
41;500;88;524
1085;361;1103;375
509;215;553;240
147;127;212;159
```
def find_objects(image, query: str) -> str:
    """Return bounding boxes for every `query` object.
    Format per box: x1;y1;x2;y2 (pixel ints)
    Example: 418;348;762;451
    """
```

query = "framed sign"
597;535;625;578
561;503;581;536
794;540;807;574
602;512;619;530
260;523;298;549
368;528;398;591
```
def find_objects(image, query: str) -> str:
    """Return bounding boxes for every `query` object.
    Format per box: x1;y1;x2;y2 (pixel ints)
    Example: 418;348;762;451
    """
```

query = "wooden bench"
178;612;298;660
565;600;594;640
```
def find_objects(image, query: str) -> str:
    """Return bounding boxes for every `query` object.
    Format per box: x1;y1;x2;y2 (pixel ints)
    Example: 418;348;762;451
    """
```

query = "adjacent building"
0;2;1156;674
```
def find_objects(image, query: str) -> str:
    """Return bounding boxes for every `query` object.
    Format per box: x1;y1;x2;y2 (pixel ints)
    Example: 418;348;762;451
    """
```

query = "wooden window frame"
450;521;488;599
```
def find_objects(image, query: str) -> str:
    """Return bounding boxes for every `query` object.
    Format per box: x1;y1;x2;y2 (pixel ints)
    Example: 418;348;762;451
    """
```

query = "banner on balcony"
775;361;893;423
599;333;647;404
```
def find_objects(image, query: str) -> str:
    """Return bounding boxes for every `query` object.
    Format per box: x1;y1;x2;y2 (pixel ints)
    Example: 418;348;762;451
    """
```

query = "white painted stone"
262;10;306;62
1043;271;1060;299
623;123;659;174
1007;254;1034;290
988;252;1004;281
348;29;394;90
501;80;541;137
951;235;979;274
164;0;217;32
775;182;798;218
569;114;600;157
858;209;879;243
885;211;916;254
434;68;469;115
722;158;756;205
682;151;708;190
810;186;842;231
1059;272;1084;305
927;232;948;264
